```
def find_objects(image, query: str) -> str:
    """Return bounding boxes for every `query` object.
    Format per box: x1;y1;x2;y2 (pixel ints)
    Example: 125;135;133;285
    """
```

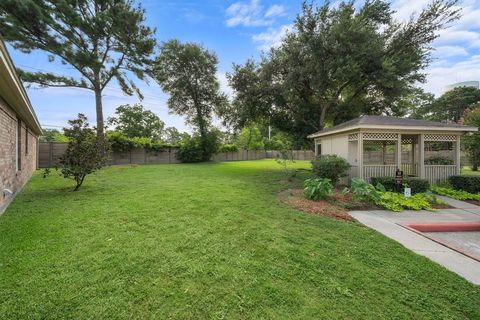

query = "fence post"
49;142;53;167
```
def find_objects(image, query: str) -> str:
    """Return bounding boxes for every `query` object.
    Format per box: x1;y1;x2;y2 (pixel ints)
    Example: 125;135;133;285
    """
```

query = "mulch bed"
278;188;378;221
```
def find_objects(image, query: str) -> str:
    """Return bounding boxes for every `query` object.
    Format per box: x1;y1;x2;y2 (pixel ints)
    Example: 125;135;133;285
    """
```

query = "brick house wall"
0;96;38;213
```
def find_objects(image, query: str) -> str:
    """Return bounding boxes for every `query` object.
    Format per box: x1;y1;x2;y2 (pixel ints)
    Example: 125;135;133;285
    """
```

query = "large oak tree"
0;0;156;154
152;40;227;158
223;0;461;146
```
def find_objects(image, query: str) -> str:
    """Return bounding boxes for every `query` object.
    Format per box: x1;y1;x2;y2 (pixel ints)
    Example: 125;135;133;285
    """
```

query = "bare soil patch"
278;188;377;221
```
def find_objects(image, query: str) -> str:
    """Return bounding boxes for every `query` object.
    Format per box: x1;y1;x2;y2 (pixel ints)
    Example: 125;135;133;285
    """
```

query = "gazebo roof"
308;115;477;138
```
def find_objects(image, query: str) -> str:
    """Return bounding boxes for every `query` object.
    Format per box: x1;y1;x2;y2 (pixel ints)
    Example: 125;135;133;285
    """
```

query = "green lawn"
462;166;480;176
1;160;478;319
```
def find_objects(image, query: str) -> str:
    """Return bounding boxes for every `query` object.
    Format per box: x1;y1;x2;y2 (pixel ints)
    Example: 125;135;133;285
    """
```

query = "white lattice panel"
362;132;398;141
348;133;359;141
424;134;457;142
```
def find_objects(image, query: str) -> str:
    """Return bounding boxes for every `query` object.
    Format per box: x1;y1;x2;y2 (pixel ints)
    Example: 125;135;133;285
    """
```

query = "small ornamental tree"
60;114;107;191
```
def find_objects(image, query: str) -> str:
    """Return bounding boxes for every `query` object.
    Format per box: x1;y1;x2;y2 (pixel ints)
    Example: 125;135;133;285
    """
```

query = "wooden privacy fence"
38;142;314;168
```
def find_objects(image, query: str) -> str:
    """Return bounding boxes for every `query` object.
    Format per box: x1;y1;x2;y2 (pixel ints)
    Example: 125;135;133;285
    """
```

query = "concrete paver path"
349;202;480;285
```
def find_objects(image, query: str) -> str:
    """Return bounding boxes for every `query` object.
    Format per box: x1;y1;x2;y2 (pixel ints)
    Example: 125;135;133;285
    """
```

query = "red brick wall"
0;97;38;213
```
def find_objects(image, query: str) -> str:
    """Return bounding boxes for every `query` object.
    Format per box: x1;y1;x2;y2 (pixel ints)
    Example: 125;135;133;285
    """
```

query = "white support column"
314;139;318;156
419;134;425;178
357;133;363;179
455;135;461;175
396;133;402;171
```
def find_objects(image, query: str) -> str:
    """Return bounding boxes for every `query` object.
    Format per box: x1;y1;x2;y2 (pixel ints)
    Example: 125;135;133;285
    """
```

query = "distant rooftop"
308;115;477;138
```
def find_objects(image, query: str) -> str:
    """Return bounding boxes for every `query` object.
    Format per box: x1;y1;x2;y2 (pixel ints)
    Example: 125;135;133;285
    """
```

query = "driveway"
349;196;480;285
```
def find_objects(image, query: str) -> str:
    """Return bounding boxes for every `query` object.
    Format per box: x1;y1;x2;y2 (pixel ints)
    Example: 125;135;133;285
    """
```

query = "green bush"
311;155;351;185
376;192;440;212
218;144;238;152
107;130;173;152
176;131;220;163
346;178;443;212
370;176;429;194
448;175;480;194
350;177;381;202
424;155;454;165
176;136;205;163
303;178;333;200
431;186;480;201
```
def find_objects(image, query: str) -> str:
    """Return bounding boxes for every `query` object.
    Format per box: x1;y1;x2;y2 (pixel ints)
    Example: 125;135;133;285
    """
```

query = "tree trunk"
94;88;105;156
319;105;327;130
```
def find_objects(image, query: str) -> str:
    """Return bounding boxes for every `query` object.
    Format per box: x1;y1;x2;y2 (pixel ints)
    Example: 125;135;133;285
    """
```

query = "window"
25;127;28;155
16;118;21;171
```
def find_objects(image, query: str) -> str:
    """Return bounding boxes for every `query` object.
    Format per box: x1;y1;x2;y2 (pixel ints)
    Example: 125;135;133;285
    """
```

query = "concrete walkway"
349;199;480;285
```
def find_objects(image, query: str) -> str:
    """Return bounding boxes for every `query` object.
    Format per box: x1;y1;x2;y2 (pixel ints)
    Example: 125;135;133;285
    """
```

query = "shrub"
176;136;204;163
448;175;480;194
303;178;333;200
350;177;381;202
431;186;480;201
176;131;220;163
58;114;108;191
376;192;439;212
424;155;454;165
107;130;173;152
370;176;429;194
218;144;238;152
311;155;351;185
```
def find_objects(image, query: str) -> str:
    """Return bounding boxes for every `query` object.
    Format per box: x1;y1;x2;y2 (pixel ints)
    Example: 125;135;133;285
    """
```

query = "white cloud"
252;24;292;51
421;55;480;96
265;4;285;18
390;0;480;96
225;0;286;27
433;46;469;58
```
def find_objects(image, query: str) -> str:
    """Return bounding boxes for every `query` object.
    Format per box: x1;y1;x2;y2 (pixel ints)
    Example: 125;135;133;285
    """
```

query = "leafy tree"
224;0;460;145
176;131;220;163
163;127;190;145
108;104;165;140
152;40;228;160
39;129;69;142
0;0;157;153
463;107;480;171
237;124;265;150
418;87;480;122
59;114;107;191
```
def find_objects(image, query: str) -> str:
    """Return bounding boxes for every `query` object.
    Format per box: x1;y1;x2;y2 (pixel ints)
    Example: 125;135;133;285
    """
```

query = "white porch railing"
424;165;457;184
363;165;396;182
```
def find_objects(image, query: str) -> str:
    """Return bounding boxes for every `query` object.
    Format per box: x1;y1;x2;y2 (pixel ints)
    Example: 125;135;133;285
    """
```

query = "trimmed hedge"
448;175;480;194
311;155;351;185
370;176;429;194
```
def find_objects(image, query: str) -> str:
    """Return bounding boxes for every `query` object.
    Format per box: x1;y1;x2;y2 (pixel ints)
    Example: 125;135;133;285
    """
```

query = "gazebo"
308;116;478;184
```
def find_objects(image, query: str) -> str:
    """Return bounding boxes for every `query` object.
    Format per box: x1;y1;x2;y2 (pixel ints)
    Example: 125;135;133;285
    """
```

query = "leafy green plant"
370;176;429;194
375;192;438;212
448;175;480;194
350;177;380;202
431;186;480;201
303;178;333;200
311;155;351;185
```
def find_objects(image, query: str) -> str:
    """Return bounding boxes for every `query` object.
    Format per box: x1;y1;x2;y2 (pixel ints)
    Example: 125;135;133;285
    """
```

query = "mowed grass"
0;160;479;319
462;166;480;176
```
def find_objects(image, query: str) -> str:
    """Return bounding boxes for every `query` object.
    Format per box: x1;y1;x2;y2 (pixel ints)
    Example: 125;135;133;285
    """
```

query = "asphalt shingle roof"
308;115;476;137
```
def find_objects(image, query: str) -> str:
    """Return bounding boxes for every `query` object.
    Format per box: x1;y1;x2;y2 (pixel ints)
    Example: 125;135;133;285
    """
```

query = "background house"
308;116;478;184
0;37;42;213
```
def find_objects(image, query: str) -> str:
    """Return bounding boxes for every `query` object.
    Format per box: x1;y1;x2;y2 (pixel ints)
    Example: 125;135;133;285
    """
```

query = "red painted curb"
405;222;480;232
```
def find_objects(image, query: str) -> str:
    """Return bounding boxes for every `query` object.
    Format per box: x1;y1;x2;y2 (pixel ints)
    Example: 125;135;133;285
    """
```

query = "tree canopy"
223;0;460;146
152;40;227;160
0;0;156;152
416;86;480;122
108;104;165;140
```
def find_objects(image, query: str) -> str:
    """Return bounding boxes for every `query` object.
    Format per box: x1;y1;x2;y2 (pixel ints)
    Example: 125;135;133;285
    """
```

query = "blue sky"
7;0;480;132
